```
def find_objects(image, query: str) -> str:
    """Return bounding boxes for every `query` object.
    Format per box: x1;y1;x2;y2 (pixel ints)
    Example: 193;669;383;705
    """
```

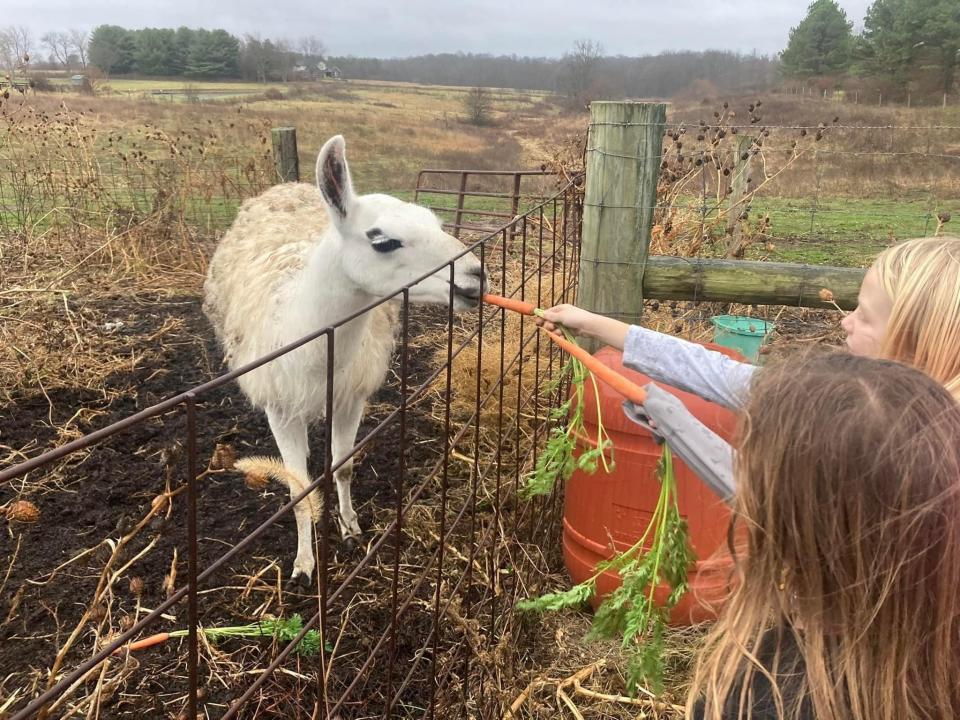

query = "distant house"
70;74;87;86
292;61;328;81
323;66;342;80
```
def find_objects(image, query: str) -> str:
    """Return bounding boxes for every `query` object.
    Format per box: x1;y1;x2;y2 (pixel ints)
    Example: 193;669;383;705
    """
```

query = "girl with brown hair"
686;351;960;720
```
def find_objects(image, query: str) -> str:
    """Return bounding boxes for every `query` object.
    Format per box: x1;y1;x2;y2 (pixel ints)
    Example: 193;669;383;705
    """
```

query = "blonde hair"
687;350;960;720
873;235;960;399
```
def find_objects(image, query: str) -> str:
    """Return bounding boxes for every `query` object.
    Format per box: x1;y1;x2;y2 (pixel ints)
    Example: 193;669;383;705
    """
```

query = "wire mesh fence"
639;116;960;264
0;180;582;719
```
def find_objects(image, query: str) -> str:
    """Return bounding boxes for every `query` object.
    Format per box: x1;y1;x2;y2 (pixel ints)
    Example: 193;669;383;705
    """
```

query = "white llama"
203;135;486;581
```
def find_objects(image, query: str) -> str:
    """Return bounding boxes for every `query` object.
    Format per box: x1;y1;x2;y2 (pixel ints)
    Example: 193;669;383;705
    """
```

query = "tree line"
7;23;779;101
328;47;778;99
7;2;956;104
1;25;328;82
781;0;959;99
85;26;328;81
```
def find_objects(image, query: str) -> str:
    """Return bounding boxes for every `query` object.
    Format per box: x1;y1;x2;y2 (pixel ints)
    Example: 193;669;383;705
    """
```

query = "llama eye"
371;237;403;253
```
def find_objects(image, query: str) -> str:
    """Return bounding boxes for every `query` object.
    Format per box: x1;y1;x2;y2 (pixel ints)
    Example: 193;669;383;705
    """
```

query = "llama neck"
289;232;376;343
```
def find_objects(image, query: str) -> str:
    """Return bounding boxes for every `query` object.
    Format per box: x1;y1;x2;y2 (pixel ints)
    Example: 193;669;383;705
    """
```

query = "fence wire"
1;178;582;719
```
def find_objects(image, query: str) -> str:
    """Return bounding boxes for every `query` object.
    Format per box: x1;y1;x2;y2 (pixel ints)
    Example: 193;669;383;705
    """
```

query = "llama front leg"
331;397;366;543
266;409;316;582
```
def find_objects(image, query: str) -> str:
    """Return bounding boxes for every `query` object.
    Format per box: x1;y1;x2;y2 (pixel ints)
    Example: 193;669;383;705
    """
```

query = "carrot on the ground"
112;631;171;654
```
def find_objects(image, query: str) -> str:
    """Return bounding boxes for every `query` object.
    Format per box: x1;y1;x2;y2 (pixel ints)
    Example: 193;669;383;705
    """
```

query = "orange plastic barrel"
562;343;744;625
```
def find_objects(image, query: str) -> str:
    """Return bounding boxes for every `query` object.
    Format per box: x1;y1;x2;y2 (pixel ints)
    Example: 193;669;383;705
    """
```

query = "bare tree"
274;38;298;82
42;31;72;69
559;39;604;108
463;86;493;125
242;34;273;83
0;26;33;77
68;29;88;68
298;35;326;63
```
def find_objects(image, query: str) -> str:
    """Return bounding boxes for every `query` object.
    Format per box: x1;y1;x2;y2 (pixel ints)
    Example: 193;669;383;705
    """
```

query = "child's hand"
536;304;601;337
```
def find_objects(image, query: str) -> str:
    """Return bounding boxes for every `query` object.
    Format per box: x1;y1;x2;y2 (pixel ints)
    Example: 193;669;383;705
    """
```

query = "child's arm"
539;305;755;409
623;325;754;409
625;385;735;501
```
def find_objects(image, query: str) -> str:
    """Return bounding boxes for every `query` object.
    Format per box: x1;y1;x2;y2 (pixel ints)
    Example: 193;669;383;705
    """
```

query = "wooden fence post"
725;134;753;257
578;101;666;350
271;127;300;183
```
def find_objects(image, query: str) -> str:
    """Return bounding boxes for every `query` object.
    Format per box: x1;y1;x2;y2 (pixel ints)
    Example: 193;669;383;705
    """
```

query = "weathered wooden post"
725;134;753;257
271;127;300;183
579;101;666;350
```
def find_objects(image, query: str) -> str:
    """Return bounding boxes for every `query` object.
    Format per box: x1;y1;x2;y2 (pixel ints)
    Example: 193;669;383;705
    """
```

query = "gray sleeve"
622;384;736;502
621;325;756;410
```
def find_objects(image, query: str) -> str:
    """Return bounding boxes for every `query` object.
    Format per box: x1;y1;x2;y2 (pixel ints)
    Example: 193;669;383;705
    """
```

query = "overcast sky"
14;0;874;58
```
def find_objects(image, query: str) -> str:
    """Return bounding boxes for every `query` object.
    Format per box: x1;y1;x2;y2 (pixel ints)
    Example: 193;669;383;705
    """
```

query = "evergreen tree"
88;24;136;75
184;28;239;78
134;28;178;76
862;0;960;93
780;0;853;77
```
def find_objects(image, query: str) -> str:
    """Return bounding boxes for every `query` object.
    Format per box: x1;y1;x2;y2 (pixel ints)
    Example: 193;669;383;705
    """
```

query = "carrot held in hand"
545;330;646;405
483;293;646;405
482;293;536;316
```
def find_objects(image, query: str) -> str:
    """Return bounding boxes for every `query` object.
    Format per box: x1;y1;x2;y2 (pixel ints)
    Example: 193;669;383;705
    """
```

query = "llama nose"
471;266;487;288
454;266;486;300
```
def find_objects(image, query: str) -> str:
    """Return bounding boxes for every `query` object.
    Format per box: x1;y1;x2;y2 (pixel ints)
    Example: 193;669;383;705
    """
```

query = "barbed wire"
589;122;960;131
585;147;960;162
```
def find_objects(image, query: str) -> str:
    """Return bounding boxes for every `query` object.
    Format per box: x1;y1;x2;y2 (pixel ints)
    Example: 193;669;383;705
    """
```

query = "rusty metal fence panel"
1;180;582;719
414;169;555;238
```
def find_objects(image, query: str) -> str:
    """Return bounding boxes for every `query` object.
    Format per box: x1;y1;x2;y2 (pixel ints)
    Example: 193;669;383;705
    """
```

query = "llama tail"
234;456;321;521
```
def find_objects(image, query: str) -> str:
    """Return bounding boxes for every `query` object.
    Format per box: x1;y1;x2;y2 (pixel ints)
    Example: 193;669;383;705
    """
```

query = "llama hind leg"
266;409;316;582
331;397;365;542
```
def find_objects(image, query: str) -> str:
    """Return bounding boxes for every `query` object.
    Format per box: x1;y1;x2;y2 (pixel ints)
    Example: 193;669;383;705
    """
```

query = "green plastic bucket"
710;315;775;363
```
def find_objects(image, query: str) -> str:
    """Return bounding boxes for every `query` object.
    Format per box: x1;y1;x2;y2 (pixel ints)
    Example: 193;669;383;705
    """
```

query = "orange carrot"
112;631;171;654
482;292;647;404
544;330;647;405
482;293;536;316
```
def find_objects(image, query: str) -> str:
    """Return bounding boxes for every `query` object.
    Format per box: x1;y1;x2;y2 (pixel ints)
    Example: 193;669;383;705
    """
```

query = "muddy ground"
0;293;468;718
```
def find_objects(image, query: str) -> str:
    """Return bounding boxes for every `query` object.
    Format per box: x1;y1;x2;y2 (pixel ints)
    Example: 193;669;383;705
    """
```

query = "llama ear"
316;135;355;222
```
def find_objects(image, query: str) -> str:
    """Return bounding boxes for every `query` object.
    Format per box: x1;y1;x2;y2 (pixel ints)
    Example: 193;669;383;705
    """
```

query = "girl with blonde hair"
539;235;960;402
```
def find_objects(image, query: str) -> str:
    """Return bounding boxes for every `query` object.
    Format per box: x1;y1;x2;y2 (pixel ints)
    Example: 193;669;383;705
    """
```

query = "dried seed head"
160;444;182;470
819;288;835;302
5;500;40;523
210;443;237;471
119;614;135;631
130;576;145;597
937;211;951;223
90;603;107;622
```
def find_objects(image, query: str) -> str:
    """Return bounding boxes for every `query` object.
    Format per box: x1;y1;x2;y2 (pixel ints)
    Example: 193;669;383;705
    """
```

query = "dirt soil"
0;292;455;719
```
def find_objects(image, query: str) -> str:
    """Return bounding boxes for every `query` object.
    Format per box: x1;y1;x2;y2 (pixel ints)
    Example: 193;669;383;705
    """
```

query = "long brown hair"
687;350;960;720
